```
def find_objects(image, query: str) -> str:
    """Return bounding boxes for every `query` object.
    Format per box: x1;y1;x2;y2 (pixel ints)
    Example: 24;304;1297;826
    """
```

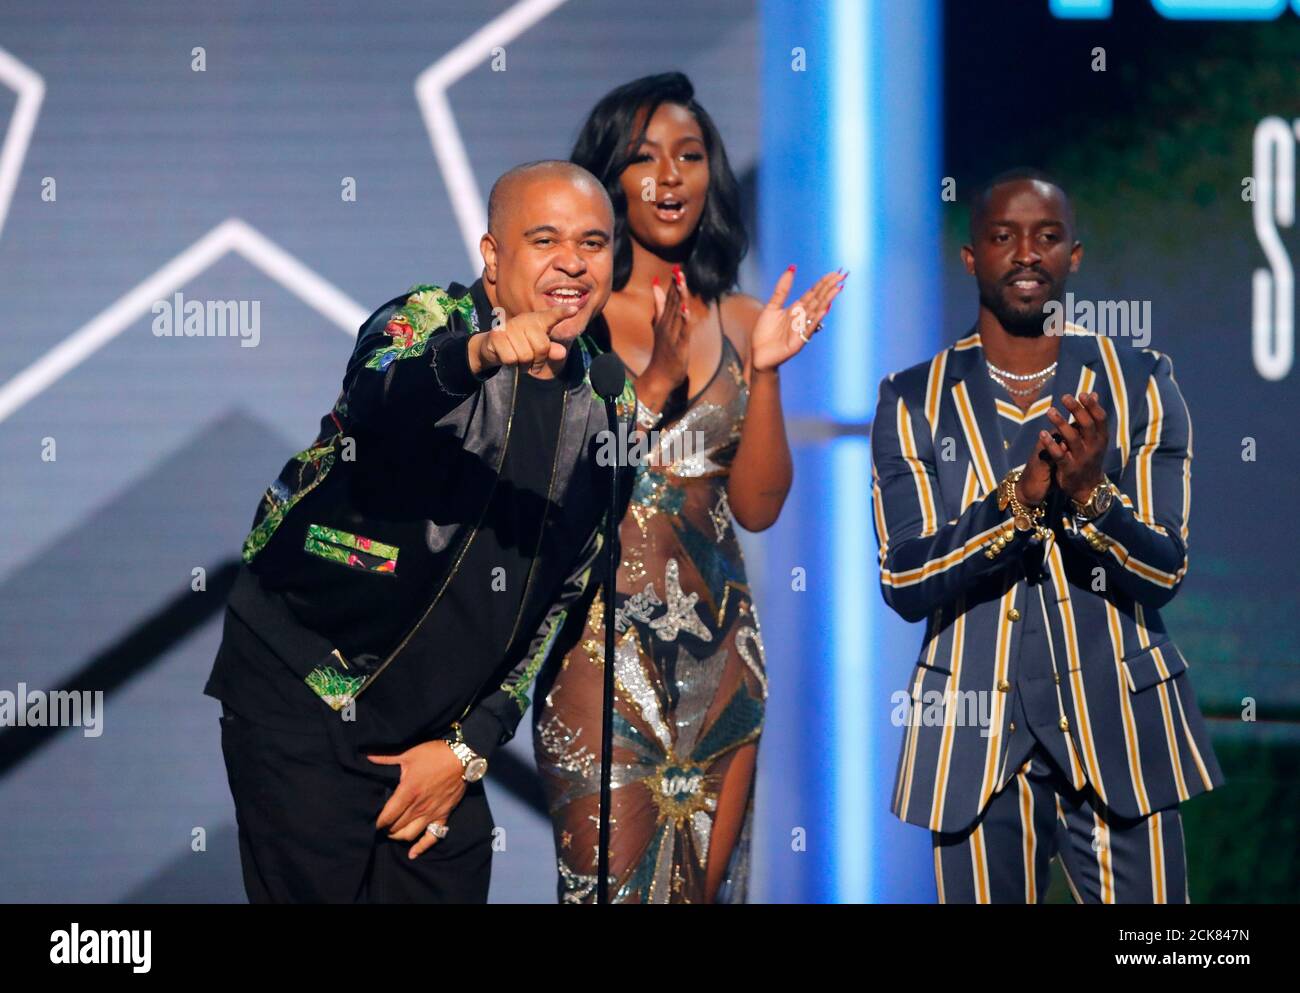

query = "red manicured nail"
787;264;796;272
652;276;660;287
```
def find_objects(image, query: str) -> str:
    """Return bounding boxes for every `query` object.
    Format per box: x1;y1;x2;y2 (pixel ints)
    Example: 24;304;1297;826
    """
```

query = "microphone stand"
597;391;620;904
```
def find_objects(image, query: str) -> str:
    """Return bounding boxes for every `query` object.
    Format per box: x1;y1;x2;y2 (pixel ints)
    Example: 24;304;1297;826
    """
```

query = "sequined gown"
532;327;768;904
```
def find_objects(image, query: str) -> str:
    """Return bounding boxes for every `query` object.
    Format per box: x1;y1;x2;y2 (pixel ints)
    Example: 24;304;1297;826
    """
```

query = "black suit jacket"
206;277;635;776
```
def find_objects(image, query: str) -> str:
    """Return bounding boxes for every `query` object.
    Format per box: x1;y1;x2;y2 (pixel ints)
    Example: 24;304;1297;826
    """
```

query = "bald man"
204;160;637;903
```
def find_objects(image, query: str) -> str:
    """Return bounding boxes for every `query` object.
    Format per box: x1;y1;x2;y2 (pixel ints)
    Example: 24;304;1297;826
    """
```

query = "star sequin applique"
648;558;712;643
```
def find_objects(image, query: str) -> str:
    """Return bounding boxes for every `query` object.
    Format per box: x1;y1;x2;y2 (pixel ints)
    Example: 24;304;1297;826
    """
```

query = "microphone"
590;351;626;400
589;348;624;904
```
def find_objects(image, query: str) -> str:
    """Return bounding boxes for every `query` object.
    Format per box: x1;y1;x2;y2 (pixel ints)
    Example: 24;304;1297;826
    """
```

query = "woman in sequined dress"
531;73;844;903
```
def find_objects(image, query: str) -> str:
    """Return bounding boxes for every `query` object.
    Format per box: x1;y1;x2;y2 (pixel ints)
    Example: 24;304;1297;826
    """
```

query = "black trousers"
219;703;494;903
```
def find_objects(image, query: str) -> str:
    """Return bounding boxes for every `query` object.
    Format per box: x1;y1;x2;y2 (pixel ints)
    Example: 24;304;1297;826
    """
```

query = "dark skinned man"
205;160;636;903
872;168;1222;903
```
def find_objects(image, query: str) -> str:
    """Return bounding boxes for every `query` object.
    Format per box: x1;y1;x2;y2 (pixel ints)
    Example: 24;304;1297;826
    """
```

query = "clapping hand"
1041;392;1109;505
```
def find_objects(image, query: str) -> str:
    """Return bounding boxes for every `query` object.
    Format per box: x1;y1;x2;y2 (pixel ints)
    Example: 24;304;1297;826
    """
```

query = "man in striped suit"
872;169;1222;903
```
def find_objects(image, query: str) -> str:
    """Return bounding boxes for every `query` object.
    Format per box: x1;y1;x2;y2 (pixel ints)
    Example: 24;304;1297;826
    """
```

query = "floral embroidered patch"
364;285;478;372
503;609;566;714
241;433;340;563
303;523;398;574
240;281;472;565
304;663;365;711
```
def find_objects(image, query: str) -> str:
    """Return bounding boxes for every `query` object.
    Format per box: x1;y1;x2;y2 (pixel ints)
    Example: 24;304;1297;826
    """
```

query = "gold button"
1058;716;1071;732
997;679;1010;692
1053;671;1060;685
1008;721;1017;733
1006;608;1021;622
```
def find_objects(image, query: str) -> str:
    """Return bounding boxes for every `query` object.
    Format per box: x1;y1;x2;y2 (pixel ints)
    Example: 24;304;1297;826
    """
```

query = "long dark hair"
570;72;748;305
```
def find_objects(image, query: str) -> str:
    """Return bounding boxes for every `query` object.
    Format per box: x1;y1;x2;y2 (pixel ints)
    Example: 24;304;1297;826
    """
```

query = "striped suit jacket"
871;326;1224;835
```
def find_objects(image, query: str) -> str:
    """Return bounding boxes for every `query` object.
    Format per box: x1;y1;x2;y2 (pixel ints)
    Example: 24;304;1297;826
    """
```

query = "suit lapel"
1052;323;1101;413
942;324;1105;494
945;332;1007;498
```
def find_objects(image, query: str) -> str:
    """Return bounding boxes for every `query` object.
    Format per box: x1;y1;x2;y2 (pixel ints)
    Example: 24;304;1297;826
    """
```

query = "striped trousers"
932;744;1189;903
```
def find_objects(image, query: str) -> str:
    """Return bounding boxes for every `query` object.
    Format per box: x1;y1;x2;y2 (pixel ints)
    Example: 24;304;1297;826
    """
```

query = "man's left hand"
1042;392;1110;505
367;740;466;860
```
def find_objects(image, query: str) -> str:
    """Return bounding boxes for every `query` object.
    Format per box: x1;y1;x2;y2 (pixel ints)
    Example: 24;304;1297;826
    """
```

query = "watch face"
464;757;488;782
1094;485;1114;515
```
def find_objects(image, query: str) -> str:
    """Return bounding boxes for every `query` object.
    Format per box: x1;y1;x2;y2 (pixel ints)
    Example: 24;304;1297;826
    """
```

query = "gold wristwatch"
1071;479;1116;521
444;721;488;783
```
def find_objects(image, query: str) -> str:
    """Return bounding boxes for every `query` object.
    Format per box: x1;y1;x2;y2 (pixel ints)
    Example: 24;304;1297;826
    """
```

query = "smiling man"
872;168;1222;903
204;160;637;903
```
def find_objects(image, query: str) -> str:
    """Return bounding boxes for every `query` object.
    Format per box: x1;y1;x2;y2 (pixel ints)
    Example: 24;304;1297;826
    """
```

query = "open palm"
750;266;846;372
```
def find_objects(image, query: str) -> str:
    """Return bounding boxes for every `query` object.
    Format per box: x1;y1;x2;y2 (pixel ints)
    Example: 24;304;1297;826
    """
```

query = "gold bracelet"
998;468;1043;532
986;469;1051;559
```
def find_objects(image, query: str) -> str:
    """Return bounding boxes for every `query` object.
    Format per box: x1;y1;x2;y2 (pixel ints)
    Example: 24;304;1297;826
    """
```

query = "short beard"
979;285;1055;338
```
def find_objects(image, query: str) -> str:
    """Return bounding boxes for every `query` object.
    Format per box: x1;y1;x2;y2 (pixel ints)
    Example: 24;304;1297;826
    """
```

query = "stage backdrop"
1;0;1294;905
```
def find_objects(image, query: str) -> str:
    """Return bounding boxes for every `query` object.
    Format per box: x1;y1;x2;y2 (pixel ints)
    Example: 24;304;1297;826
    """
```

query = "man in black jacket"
204;160;636;903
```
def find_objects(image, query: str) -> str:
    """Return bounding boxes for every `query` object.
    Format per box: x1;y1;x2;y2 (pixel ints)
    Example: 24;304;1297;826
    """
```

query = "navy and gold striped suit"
871;326;1223;902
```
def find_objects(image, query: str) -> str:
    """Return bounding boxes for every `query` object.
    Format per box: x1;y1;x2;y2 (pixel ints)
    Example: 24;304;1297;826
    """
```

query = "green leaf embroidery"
305;665;365;711
363;285;477;371
504;609;567;713
241;443;338;563
305;523;400;561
